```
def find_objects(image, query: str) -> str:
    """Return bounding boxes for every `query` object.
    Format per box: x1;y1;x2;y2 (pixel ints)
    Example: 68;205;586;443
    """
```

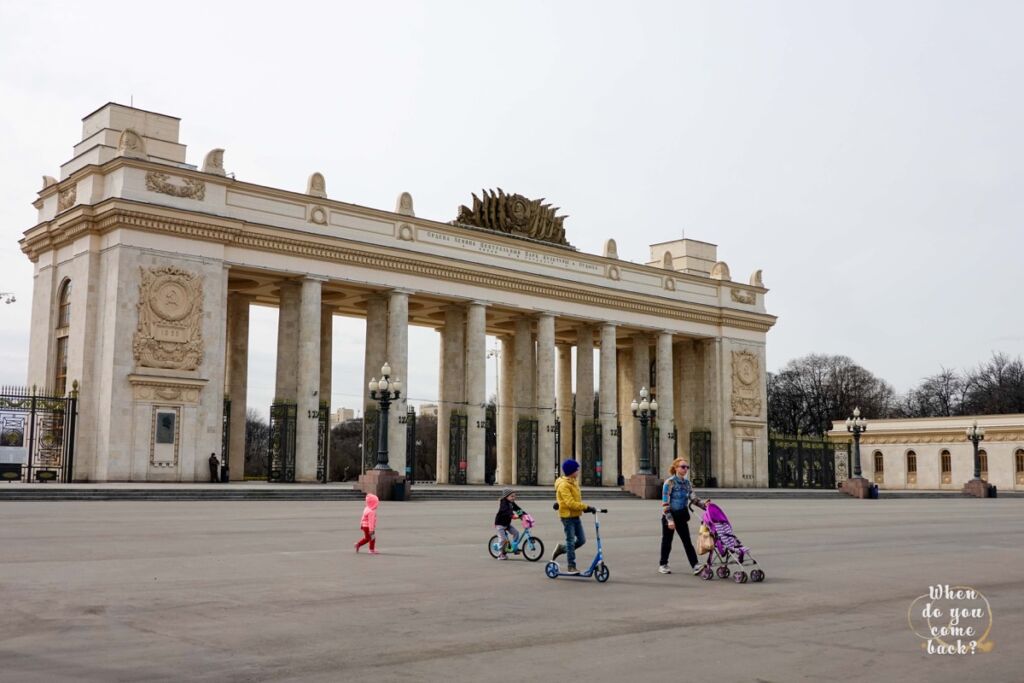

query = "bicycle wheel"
487;535;502;558
521;536;545;562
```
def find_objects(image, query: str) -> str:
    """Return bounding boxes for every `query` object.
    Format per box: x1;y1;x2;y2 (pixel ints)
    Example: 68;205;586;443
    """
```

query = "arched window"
978;450;988;479
906;451;917;485
873;451;884;484
940;450;952;484
54;279;71;395
57;280;71;329
1016;449;1024;485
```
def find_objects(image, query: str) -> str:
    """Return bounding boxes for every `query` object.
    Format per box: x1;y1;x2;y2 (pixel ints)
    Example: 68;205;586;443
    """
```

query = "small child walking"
354;493;379;554
494;487;523;560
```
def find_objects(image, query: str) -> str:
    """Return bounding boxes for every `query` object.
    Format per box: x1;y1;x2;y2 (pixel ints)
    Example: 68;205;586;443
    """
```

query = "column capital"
389;288;414;296
466;299;490;308
303;275;330;283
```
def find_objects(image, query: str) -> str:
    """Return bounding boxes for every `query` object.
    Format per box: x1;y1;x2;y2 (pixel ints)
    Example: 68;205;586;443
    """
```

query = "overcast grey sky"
2;1;1022;415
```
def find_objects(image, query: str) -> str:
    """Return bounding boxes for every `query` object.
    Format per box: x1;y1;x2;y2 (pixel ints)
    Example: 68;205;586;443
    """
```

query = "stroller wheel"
699;566;714;581
716;565;730;579
750;569;765;583
733;571;748;584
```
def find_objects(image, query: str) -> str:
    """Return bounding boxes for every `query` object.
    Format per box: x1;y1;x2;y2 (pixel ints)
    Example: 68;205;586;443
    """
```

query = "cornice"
21;202;777;333
33;157;769;295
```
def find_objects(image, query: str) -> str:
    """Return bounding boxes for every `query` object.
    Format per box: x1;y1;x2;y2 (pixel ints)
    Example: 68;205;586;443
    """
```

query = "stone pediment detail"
145;171;206;200
731;350;762;417
454;188;570;247
730;288;756;305
133;266;204;371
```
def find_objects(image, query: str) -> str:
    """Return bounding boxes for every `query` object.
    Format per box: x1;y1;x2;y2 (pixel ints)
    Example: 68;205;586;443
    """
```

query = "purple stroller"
695;502;765;583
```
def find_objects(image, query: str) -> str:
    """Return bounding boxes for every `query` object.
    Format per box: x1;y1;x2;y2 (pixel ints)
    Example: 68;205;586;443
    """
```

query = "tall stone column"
536;314;556;485
513;317;535;484
274;281;301;403
386;290;410;470
465;302;488;484
363;294;388;473
437;305;466;483
631;334;650;475
656;331;675;476
497;335;515;485
295;277;323;482
226;293;250;481
574;324;594;462
436;329;449;483
556;344;573;463
599;324;618;486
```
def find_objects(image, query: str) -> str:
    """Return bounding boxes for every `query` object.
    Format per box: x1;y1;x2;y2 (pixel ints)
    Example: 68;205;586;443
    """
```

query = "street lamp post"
966;421;985;481
630;387;659;475
845;406;867;478
367;362;402;470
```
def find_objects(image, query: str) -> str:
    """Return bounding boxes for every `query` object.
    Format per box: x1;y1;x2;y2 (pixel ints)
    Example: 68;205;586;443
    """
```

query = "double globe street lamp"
966;421;985;481
845;406;867;479
631;386;659;475
368;362;402;470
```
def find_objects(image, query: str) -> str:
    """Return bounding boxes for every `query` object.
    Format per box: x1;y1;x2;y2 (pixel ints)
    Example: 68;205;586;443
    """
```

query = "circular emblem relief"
151;279;192;321
737;357;757;385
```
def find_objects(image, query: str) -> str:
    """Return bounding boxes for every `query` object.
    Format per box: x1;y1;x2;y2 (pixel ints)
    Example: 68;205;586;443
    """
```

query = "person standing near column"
208;453;219;483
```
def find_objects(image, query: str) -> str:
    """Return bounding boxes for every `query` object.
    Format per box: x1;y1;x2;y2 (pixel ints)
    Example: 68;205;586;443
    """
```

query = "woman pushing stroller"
659;457;707;575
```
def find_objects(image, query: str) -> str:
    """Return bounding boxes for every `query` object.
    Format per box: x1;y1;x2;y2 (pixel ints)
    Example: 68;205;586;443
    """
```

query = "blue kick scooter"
544;508;610;582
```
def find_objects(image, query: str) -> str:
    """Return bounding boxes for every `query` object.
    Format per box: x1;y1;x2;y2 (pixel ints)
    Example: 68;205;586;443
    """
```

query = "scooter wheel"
594;564;610;583
545;562;559;579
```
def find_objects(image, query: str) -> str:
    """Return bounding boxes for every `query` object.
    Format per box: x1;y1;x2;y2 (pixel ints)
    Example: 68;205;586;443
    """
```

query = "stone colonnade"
222;280;734;487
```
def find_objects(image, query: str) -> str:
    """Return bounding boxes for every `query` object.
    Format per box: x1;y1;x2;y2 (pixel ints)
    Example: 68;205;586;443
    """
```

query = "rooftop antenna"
130;94;134;107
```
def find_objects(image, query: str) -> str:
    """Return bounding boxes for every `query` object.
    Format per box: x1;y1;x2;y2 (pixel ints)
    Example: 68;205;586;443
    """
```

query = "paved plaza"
1;497;1020;682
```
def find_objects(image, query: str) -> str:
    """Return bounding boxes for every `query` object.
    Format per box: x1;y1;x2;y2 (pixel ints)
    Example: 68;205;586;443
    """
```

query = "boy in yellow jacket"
551;459;595;574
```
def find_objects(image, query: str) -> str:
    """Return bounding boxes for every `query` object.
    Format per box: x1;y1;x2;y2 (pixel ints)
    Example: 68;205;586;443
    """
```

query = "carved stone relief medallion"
731;349;762;417
133;266;205;370
145;171;206;201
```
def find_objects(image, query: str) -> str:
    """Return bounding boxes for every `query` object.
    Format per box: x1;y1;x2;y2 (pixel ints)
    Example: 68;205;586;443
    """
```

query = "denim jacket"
662;475;693;517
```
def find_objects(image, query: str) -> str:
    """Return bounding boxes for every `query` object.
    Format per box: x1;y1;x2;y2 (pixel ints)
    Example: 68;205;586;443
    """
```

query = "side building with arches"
828;415;1024;492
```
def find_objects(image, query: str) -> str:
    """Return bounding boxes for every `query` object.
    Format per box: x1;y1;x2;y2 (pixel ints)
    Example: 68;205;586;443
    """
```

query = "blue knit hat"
561;459;580;476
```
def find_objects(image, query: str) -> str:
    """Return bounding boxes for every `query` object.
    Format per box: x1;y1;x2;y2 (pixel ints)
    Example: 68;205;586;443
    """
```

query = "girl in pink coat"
354;493;379;554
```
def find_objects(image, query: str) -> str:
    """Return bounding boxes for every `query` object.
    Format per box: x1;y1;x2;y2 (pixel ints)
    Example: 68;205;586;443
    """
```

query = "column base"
840;477;875;499
627;473;662;499
962;479;996;498
358;468;409;501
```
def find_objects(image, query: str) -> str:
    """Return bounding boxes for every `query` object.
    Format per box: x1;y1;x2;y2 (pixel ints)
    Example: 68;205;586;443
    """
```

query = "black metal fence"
449;412;468;484
516;418;539;485
0;384;78;483
581;420;601;486
268;402;297;482
690;430;714;487
768;435;844;488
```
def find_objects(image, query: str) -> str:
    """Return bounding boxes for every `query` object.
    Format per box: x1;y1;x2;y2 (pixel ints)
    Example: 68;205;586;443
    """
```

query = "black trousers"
209;465;219;483
660;509;698;568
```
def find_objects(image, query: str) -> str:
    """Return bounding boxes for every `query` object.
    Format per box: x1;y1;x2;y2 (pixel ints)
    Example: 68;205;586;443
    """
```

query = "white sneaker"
692;565;703;575
658;564;672;574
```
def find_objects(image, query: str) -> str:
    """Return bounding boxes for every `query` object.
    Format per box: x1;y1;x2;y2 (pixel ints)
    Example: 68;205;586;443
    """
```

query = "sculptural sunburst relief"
454;188;570;246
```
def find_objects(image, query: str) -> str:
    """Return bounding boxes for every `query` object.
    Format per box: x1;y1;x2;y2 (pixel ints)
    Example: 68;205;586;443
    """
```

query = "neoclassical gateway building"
20;104;776;488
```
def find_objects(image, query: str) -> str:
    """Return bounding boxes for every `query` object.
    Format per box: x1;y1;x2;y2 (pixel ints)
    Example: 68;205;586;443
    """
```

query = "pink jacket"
360;493;379;532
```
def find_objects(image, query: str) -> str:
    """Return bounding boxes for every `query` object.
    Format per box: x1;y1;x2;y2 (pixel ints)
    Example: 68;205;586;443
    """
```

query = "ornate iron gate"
317;403;329;483
485;404;497;485
268;402;297;482
581;420;601;486
0;385;78;482
768;435;838;488
615;423;623;486
553;417;562;481
690;430;713;487
516;418;539;485
651;425;660;478
362;406;379;473
221;398;231;478
449;413;468;484
404;408;417;481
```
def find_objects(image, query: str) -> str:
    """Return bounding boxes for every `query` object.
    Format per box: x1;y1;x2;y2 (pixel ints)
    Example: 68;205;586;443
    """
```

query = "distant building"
330;407;356;428
418;403;439;418
828;414;1024;491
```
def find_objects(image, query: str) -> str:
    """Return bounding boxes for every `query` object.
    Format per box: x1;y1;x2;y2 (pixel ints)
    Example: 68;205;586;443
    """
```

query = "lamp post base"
962;479;996;498
840;477;875;499
626;473;662;499
358;468;409;501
